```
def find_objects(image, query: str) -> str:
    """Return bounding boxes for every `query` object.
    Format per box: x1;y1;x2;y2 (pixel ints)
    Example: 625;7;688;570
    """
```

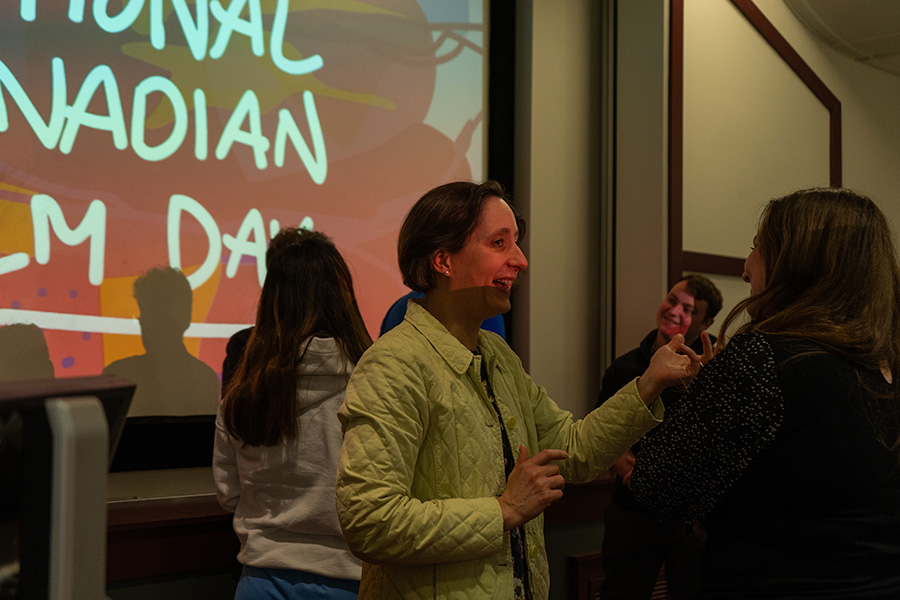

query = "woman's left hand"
637;331;712;403
498;445;568;531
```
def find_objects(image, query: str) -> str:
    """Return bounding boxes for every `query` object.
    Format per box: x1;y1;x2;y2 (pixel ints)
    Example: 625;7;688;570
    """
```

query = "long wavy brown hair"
221;229;372;446
718;188;900;450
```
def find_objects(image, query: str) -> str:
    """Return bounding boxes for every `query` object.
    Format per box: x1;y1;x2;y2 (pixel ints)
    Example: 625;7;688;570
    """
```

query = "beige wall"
523;0;900;416
683;1;831;258
614;0;900;351
613;0;670;360
755;0;900;217
512;0;604;418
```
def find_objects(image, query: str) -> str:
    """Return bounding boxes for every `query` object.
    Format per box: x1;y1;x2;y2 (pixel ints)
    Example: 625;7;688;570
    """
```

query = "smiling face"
445;196;527;321
656;280;701;342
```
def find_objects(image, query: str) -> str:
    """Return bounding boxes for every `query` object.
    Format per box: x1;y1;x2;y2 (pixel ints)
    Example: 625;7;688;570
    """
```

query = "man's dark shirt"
596;330;714;512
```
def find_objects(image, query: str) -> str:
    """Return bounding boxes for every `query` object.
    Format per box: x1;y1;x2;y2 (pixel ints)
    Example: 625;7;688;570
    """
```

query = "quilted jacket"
336;300;664;599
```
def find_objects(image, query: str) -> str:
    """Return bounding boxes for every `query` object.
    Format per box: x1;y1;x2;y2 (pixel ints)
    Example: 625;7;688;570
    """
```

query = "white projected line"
0;309;249;338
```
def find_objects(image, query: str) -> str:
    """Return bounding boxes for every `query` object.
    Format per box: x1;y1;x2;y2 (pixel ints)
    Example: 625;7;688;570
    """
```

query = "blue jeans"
234;565;359;600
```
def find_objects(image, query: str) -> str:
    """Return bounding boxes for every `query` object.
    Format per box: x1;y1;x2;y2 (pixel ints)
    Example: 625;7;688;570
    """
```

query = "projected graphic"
0;0;484;415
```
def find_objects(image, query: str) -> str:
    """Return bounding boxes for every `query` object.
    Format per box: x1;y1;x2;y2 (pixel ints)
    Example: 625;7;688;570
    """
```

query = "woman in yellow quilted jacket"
335;181;711;600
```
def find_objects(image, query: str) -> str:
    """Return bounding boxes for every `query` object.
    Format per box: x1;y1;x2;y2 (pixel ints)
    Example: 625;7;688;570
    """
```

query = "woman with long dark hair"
631;188;900;598
214;228;372;600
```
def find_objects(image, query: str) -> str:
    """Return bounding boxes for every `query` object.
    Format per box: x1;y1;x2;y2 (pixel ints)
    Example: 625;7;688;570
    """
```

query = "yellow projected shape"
0;199;34;255
100;263;222;367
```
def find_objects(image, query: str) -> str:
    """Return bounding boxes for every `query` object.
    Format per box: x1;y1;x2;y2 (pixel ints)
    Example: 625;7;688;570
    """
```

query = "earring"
444;270;450;275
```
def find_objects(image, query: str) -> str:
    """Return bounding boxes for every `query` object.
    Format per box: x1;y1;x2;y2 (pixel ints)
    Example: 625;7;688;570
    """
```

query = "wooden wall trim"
568;552;605;600
106;495;238;582
668;0;842;281
682;252;745;278
729;0;842;187
105;479;615;584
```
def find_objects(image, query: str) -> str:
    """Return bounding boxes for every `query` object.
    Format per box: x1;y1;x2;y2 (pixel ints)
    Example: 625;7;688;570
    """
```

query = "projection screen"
0;1;485;418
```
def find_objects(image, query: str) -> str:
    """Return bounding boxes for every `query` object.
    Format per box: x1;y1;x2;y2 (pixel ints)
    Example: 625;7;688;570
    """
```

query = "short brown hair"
677;274;723;320
398;181;523;292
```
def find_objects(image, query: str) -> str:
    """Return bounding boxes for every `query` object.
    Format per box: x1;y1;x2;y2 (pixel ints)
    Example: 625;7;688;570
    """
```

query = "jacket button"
529;544;538;559
507;416;517;429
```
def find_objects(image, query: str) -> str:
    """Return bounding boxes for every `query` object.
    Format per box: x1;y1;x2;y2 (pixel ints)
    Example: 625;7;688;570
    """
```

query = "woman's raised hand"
636;331;712;403
497;445;568;531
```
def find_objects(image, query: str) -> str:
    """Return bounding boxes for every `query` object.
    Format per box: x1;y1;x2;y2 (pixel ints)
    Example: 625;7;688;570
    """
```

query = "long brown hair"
718;188;900;445
221;229;372;446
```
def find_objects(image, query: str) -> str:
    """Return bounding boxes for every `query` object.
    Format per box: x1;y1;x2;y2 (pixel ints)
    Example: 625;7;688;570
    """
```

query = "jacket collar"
405;299;480;375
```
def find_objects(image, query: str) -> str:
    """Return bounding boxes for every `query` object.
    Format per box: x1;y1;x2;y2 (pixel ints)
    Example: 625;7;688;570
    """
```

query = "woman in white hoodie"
213;228;372;600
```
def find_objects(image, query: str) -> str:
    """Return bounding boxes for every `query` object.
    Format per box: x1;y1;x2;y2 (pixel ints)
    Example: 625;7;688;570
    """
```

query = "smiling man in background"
597;274;723;600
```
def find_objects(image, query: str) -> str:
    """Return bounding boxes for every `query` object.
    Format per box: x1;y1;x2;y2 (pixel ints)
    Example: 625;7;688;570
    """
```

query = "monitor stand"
46;397;108;600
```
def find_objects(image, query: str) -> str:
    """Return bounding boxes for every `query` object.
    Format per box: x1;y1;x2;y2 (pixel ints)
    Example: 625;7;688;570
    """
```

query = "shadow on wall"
0;323;55;382
102;267;219;418
100;267;220;472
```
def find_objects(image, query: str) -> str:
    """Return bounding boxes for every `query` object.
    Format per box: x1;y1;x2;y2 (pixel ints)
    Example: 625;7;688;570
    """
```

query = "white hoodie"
213;336;362;580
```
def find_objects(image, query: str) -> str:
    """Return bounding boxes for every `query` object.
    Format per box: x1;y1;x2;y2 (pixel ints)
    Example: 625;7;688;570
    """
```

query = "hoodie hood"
295;336;353;410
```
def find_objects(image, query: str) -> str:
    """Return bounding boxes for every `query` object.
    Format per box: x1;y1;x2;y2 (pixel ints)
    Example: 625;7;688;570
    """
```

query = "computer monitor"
0;375;134;600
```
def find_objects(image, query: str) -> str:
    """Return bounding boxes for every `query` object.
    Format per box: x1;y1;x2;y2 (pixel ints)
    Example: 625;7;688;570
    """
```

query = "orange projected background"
0;0;485;415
